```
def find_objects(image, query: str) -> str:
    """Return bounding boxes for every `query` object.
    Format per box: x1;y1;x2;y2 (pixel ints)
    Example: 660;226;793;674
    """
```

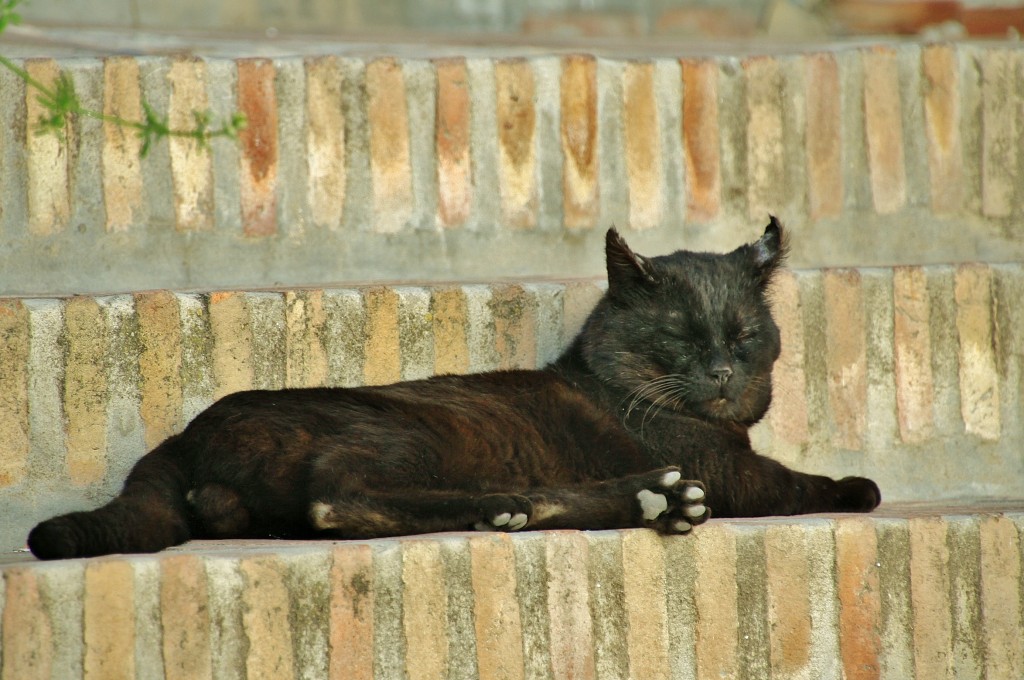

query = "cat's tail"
27;435;192;560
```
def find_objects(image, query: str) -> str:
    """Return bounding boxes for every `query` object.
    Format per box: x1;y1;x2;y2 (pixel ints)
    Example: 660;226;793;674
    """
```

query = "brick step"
2;507;1023;679
2;41;1024;295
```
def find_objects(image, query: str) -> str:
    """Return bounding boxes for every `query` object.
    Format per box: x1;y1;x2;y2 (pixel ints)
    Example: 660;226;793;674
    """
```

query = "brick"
862;47;906;214
522;11;645;38
238;58;279;237
764;525;812;677
657;6;760;37
305;56;346;229
63;296;108;485
430;287;470;375
435;58;472;228
622;531;669;680
980;50;1018;218
402;540;449;680
396;288;434;381
744;56;786;222
954;264;1000;440
323;290;367;388
25;59;70;236
893;267;935;443
560;280;603;346
210;292;255;398
804;53;843;219
240;555;296;679
101;57;143;232
909;518;952;679
489;284;537;370
921;45;963;215
1;568;54;679
833;0;958;34
167;57;214;232
978;516;1023;679
963;6;1024;35
136;291;183;449
495;59;538;229
560;55;599;230
469;534;525;680
84;559;135;680
366;58;413;234
623;61;663;231
464;286;500;372
681;59;721;222
285;290;329;388
768;271;810;448
161;555;213;680
823;270;867;451
836;518;882;680
546;534;596;680
0;300;30;487
329;545;374;680
694;526;739;678
362;287;401;386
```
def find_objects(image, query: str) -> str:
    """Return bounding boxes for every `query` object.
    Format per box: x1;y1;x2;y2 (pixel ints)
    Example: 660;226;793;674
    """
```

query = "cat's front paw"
474;494;532;532
836;476;882;512
634;468;709;535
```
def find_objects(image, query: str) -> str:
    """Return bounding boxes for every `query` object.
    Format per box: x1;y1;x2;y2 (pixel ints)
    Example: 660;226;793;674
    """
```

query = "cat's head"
580;217;787;425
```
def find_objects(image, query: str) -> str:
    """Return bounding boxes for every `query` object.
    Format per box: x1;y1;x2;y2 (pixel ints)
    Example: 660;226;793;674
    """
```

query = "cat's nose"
709;365;733;385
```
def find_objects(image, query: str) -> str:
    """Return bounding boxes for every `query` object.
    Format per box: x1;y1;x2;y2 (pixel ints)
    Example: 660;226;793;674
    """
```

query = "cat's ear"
748;215;788;282
606;228;657;292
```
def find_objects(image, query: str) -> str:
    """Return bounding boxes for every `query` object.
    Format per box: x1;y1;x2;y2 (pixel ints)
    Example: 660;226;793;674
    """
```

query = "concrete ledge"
2;506;1023;679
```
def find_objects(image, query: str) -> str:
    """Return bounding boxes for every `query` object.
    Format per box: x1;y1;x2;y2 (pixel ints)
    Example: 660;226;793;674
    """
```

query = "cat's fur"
28;218;880;560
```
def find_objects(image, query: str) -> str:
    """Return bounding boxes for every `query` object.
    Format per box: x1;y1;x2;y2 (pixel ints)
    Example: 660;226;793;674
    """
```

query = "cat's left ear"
748;215;788;283
606;228;657;292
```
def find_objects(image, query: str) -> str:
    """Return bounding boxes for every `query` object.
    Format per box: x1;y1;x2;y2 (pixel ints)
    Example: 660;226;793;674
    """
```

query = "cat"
28;217;880;560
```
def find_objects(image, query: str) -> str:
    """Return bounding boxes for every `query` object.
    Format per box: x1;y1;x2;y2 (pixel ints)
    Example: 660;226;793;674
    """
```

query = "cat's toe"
836;476;881;512
475;494;532;532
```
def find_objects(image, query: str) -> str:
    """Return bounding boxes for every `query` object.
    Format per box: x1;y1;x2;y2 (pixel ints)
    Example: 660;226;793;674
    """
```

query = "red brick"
836;518;882;680
962;6;1024;35
909;518;952;679
305;56;346;229
161;555;213;680
833;0;958;34
805;53;843;219
922;45;963;215
622;531;669;680
238;59;279;237
489;284;537;370
435;58;472;228
431;287;470;375
560;55;599;229
401;540;449;679
862;47;906;214
84;559;136;680
823;270;867;451
167;57;214;232
768;271;810;447
744;56;786;221
893;267;935;443
1;568;54;678
623;61;663;230
954;264;1000;440
978;516;1024;678
495;59;538;229
367;58;413;234
522;11;644;38
470;534;525;679
362;287;401;386
656;7;759;37
102;57;143;232
547;534;597;680
330;545;374;680
136;291;183;449
765;525;813;676
681;59;721;223
239;555;296;678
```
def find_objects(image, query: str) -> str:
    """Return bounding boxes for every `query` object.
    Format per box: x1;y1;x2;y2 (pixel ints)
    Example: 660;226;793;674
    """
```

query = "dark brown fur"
28;218;880;560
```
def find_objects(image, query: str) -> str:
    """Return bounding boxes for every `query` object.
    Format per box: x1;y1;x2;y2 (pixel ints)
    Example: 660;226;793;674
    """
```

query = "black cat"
28;217;880;560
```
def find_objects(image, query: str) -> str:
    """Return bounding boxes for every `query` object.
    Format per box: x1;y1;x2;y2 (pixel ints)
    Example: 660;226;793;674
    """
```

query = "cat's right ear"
606;228;657;292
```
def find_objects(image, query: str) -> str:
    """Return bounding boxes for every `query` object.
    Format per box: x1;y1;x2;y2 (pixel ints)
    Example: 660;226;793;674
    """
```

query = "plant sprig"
0;0;246;156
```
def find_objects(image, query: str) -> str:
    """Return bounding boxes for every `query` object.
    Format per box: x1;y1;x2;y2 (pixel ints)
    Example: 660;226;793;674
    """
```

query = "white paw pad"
685;504;706;519
660;470;682;487
673;520;693;533
474;511;529;532
637;489;668;520
684;486;705;502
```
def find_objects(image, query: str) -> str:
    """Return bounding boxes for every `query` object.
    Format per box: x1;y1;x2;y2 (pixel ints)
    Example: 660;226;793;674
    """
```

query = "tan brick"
823;270;867;451
893;267;935;443
768;271;810;447
167;57;214;232
955;264;1000;440
622;530;669;680
744;56;786;221
285;290;329;388
64;296;108;485
1;568;54;679
435;58;472;228
305;56;346;229
561;280;603;345
402;540;449;680
101;57;143;232
560;54;599;229
836;518;882;680
240;555;296;679
623;61;663;231
430;287;470;375
489;284;537;370
84;559;135;680
681;59;721;222
362;287;401;386
209;292;255;399
921;45;963;215
765;525;812;678
909;517;952;679
470;534;525;680
804;53;843;219
980;50;1018;218
25;59;70;236
495;59;538;229
694;526;739;678
546;534;596;680
136;291;183;449
0;300;30;487
366;58;413;234
238;58;279;237
161;555;213;680
329;545;374;680
862;47;906;214
979;516;1023;679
